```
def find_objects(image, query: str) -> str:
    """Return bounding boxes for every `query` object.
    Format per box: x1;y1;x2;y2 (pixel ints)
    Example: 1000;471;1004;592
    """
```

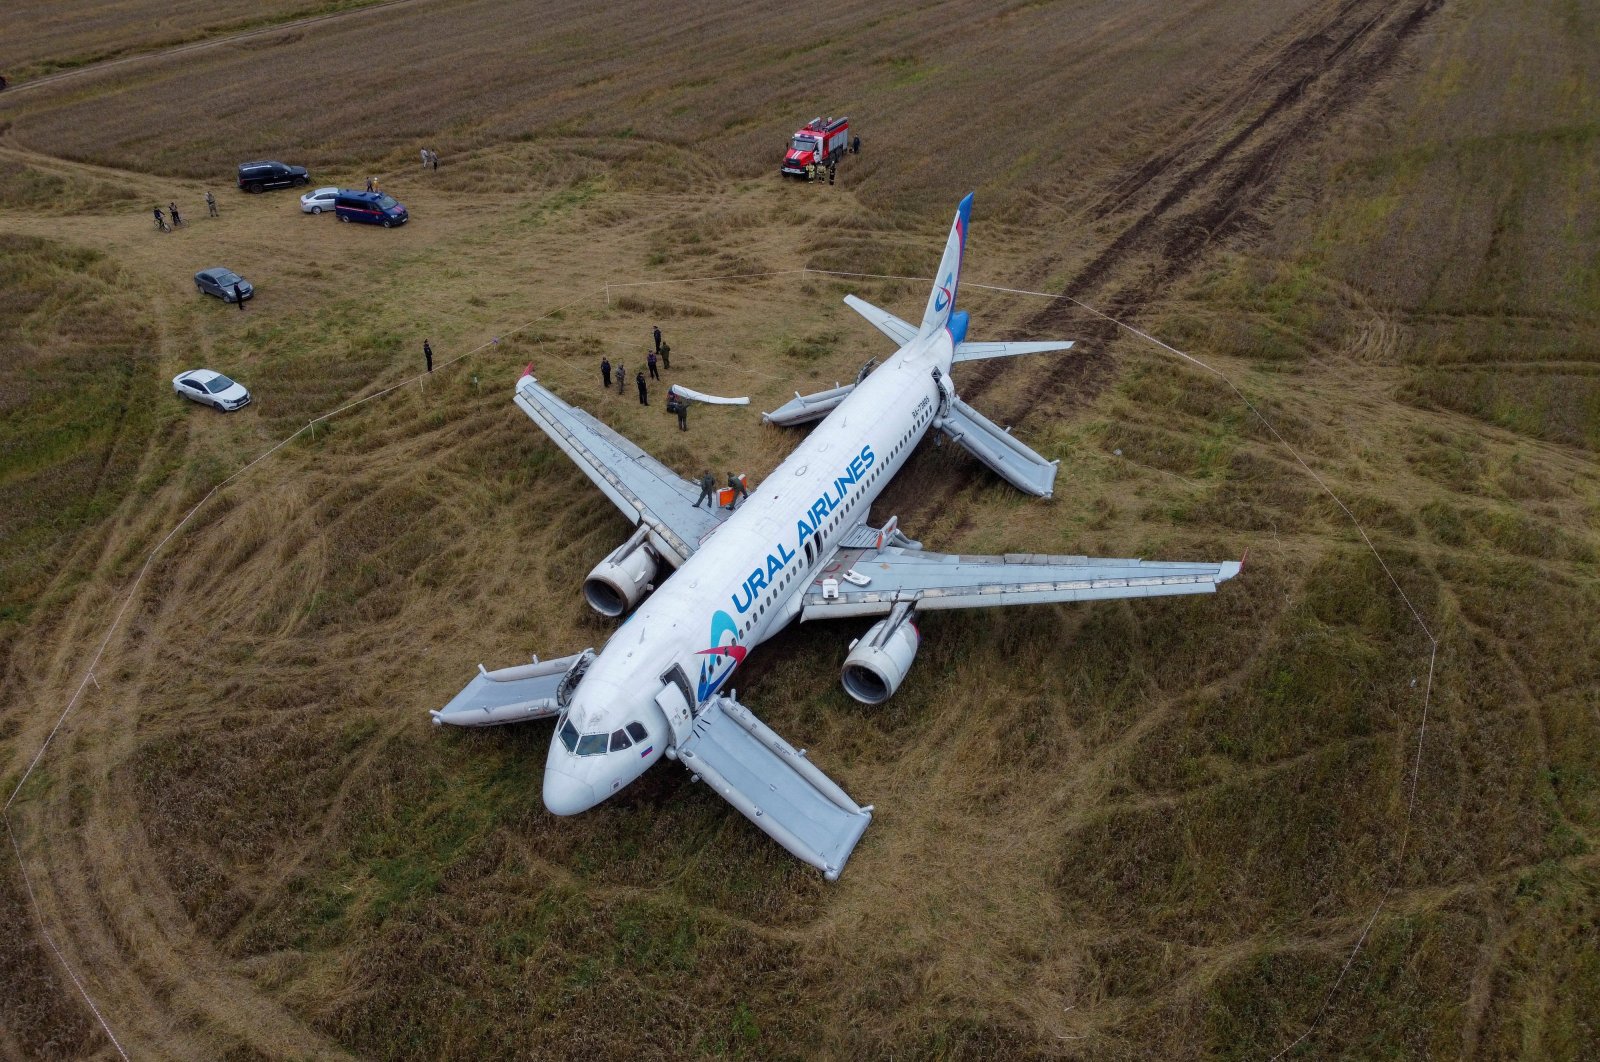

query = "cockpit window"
576;733;608;756
625;721;648;742
559;719;579;752
609;729;632;752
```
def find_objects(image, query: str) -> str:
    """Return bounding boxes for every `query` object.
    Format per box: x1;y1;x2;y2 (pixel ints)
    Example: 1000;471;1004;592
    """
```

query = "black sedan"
195;267;254;303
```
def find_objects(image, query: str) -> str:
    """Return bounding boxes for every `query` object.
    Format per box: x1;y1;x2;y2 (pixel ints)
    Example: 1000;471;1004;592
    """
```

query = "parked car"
173;369;252;411
237;160;309;193
299;186;341;214
334;190;408;227
194;267;254;302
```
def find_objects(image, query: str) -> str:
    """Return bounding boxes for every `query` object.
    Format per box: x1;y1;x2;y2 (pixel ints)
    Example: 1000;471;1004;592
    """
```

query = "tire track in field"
950;0;1445;436
0;0;424;98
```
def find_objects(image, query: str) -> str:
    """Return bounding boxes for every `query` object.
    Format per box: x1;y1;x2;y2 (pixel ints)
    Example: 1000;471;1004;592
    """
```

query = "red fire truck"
781;116;850;177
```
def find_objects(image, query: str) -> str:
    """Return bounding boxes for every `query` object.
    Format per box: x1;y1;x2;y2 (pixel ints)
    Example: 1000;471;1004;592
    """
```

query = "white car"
299;186;340;214
173;369;252;412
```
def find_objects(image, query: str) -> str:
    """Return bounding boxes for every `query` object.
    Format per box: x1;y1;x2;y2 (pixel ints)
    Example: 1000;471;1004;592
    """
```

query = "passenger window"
626;721;648;742
609;728;632;752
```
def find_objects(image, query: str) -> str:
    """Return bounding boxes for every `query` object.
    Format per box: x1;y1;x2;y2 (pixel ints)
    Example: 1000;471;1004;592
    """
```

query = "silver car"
173;369;252;412
299;186;340;214
194;267;253;302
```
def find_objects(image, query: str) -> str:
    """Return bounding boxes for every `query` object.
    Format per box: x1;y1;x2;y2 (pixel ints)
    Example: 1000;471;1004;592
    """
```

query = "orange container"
717;487;735;506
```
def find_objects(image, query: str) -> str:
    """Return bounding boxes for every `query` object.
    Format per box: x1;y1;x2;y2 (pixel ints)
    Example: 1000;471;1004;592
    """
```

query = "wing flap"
802;549;1243;620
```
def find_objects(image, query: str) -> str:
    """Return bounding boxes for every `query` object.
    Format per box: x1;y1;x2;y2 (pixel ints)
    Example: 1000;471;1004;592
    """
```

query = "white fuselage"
542;327;955;814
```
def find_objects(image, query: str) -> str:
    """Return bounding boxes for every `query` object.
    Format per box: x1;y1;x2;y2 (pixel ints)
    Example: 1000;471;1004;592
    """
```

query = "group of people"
419;148;441;170
695;471;750;510
153;191;219;232
601;325;690;427
806;134;861;184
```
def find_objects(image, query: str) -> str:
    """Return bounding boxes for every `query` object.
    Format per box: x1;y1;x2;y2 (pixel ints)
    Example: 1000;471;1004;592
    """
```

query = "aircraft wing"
514;375;729;565
844;294;917;347
801;537;1242;619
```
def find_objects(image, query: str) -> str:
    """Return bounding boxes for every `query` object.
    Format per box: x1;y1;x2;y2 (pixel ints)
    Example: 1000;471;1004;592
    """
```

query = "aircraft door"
656;665;696;745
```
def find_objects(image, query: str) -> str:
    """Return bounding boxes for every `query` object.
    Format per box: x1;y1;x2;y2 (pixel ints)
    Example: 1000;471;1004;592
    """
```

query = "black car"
237;160;309;193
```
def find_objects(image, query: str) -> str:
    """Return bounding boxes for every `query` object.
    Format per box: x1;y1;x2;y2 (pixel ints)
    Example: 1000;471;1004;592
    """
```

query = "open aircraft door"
655;666;696;745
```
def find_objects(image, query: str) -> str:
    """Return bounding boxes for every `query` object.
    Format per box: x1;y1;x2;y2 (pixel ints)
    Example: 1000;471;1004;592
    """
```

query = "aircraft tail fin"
918;192;973;336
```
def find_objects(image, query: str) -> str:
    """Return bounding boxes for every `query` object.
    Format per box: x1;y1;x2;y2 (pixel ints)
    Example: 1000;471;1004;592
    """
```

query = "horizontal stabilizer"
952;340;1074;364
936;397;1058;497
674;695;872;881
843;294;917;347
762;383;855;427
669;384;749;406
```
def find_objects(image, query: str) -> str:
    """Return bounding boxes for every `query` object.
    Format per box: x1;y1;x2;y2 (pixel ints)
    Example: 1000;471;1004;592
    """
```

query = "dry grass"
2;0;1600;1059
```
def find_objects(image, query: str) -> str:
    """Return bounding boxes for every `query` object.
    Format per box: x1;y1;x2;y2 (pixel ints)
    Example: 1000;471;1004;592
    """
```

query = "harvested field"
2;0;1598;1059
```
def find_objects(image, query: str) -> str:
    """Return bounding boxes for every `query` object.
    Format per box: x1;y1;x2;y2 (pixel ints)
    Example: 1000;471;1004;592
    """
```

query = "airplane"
433;194;1242;880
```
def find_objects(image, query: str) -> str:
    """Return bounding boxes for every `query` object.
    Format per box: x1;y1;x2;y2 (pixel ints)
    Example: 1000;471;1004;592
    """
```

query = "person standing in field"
431;149;439;171
423;339;433;373
169;201;183;227
659;342;670;371
233;281;245;310
616;362;626;394
366;176;374;192
647;350;659;381
601;357;612;388
636;371;648;406
827;160;836;185
676;397;688;432
653;325;662;355
205;190;218;217
851;134;860;155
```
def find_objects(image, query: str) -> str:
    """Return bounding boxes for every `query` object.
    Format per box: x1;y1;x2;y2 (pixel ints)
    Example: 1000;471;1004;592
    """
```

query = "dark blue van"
334;190;408;227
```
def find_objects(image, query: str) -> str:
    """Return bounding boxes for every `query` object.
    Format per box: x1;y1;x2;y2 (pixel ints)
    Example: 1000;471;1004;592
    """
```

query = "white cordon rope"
3;265;1437;1059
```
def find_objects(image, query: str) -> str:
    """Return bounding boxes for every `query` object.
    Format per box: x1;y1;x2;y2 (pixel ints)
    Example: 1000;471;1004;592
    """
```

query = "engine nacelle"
583;539;659;617
840;615;920;705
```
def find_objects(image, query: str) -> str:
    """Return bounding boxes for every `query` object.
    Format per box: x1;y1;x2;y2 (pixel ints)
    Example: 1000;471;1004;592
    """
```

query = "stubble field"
1;0;1598;1058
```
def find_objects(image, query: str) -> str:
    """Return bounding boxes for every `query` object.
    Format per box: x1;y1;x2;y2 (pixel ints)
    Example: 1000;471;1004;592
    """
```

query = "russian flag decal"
640;746;653;758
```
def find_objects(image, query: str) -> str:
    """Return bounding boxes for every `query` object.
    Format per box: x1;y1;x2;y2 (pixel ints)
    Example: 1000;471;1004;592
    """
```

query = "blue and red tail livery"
919;192;973;335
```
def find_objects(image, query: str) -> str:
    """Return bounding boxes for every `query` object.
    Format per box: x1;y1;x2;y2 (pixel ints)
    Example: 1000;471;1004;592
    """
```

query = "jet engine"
840;604;920;705
583;528;659;617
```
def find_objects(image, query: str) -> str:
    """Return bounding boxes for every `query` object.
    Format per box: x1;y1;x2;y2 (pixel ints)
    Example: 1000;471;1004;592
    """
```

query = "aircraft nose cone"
542;764;597;816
